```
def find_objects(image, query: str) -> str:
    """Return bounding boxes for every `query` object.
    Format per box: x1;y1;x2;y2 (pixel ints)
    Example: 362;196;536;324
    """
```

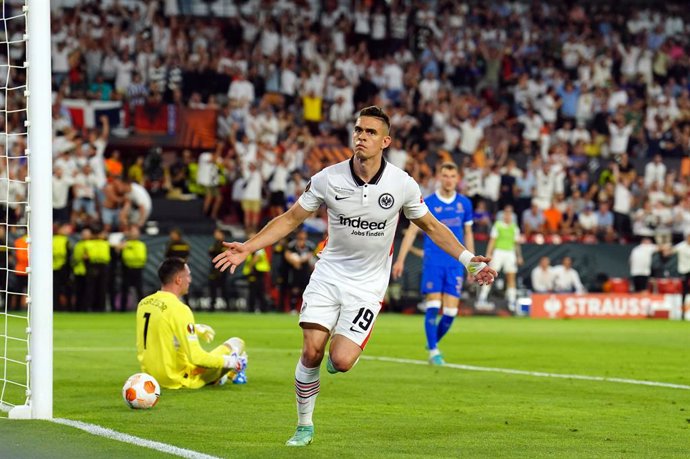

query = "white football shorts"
300;277;382;349
490;249;518;274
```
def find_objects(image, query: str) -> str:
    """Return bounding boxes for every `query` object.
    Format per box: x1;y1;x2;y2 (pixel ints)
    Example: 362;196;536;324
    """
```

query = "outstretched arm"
410;211;497;285
391;224;420;279
213;202;313;273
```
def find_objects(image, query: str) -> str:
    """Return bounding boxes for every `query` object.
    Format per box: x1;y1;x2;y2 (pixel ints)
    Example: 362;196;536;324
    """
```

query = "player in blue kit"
393;162;474;365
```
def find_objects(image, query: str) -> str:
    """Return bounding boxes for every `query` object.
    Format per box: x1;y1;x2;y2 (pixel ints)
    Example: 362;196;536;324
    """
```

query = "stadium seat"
608;278;630;293
654;278;683;294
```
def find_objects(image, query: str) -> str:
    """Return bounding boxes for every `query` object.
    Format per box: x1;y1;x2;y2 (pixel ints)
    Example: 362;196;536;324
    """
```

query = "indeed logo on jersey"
338;214;386;236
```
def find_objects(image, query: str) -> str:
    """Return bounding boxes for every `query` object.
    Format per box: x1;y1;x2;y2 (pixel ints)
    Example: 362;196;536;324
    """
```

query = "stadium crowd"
39;0;690;244
2;0;690;309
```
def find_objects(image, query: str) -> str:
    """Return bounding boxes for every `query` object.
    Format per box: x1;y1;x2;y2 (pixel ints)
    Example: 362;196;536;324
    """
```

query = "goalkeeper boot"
285;425;314;447
236;352;248;372
232;369;247;385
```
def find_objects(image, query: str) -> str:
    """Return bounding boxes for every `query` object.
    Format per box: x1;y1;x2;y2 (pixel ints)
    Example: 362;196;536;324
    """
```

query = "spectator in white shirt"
538;87;559;124
281;62;299;107
481;163;501;214
459;115;484;156
530;256;555;293
613;172;634;239
228;71;255;113
329;95;352;146
382;56;404;100
241;162;264;233
418;71;440;103
629;237;659;292
52;41;71;88
666;232;690;302
551;256;586;293
52;167;73;224
644;154;666;188
114;51;136;94
607;115;633;157
71;164;99;226
671;196;690;241
385;138;408;171
266;154;290;219
518;106;543;155
197;145;224;221
121;181;152;229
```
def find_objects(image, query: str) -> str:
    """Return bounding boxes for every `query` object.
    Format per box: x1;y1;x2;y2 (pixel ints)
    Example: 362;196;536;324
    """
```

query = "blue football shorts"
420;264;465;297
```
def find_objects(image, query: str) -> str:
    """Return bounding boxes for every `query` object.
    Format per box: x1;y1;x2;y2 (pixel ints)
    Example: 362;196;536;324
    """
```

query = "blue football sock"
436;314;455;342
425;307;440;350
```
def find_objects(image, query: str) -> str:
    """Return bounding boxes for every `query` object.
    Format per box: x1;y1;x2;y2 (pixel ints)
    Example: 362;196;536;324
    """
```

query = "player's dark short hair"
158;257;187;285
358;106;390;132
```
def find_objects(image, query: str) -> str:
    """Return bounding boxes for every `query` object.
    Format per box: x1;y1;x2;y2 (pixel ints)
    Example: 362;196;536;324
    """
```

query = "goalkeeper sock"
424;300;441;351
436;307;458;342
295;360;320;426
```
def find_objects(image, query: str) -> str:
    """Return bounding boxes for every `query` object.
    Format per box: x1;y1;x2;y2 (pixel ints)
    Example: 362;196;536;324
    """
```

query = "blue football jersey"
422;192;474;267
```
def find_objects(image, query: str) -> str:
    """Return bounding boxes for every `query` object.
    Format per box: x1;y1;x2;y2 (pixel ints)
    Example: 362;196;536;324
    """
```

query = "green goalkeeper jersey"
136;291;226;389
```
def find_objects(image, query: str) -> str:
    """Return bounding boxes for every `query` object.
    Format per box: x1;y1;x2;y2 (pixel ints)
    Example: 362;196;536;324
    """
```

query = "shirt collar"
349;156;387;186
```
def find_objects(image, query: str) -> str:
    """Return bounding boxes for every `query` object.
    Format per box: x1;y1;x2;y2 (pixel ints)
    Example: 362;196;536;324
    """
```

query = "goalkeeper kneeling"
135;257;248;389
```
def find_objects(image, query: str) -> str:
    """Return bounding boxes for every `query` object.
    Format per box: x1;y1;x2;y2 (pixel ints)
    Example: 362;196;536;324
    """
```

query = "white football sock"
506;287;517;305
478;284;491;302
429;348;441;357
294;360;320;426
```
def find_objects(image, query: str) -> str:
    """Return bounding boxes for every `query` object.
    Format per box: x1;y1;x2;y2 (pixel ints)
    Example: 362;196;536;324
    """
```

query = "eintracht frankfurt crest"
378;193;394;209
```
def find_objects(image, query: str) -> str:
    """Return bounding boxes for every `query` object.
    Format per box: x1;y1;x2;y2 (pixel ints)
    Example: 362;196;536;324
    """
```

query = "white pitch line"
360;355;690;391
52;418;222;459
55;346;690;390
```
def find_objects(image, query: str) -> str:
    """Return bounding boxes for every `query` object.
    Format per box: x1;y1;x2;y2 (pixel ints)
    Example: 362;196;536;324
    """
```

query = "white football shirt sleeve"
490;223;499;238
297;170;326;212
401;175;429;220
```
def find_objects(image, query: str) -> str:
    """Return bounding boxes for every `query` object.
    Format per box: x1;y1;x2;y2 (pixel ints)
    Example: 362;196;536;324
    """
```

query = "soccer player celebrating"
136;258;247;389
392;162;475;365
213;106;496;447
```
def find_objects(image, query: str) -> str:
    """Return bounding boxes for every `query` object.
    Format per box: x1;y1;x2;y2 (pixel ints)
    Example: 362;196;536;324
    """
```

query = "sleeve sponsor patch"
186;323;195;335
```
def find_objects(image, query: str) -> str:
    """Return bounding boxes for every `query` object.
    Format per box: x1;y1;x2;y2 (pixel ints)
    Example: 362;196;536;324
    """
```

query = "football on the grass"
122;373;160;409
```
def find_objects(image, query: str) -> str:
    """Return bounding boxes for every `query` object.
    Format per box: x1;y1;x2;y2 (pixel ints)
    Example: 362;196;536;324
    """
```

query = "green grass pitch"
1;313;689;458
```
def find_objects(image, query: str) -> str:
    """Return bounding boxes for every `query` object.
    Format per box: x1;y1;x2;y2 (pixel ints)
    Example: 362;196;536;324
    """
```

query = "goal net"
0;0;52;419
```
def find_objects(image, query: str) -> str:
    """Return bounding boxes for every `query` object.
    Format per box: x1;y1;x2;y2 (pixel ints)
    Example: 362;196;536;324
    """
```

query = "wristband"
459;250;487;276
458;250;475;268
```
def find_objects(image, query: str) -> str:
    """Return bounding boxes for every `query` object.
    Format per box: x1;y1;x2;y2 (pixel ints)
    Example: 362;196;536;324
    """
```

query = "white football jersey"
298;158;429;301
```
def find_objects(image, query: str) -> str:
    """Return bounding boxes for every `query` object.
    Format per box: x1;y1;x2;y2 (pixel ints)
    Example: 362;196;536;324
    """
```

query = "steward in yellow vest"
119;226;147;312
52;223;72;311
71;227;92;312
243;231;271;313
84;228;112;312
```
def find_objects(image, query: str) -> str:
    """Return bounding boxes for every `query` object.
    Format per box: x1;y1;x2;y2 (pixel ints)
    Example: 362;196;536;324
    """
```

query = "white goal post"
1;0;52;420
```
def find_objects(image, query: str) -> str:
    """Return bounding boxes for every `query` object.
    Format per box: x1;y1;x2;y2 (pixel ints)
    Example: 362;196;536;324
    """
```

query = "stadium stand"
25;0;690;309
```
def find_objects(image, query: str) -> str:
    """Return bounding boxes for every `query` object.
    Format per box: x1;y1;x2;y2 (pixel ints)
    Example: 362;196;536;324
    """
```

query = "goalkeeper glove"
195;324;216;343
